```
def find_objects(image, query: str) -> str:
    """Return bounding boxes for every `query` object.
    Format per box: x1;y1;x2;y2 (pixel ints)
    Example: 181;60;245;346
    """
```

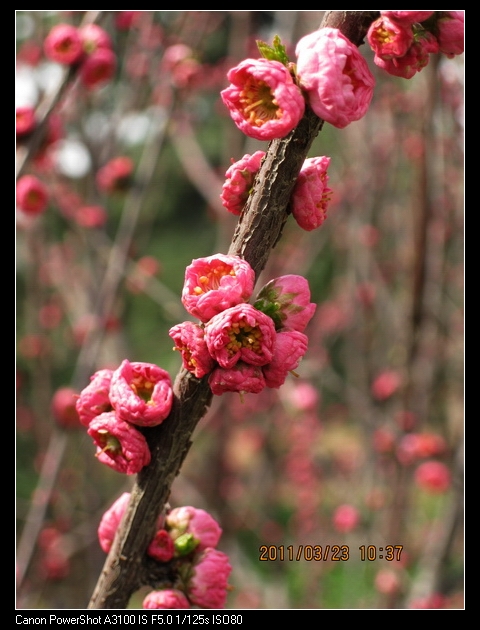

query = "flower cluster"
170;254;316;396
16;174;49;216
76;360;173;474
43;22;116;89
98;496;232;609
221;153;332;231
367;11;464;79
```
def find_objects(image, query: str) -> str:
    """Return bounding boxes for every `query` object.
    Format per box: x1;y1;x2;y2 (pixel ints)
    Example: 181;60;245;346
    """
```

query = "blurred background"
16;11;464;609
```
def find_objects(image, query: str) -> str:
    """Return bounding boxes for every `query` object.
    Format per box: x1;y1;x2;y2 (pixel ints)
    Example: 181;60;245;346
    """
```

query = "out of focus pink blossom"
87;411;151;475
44;24;83;65
181;254;255;323
187;548;232;609
220;151;265;216
51;387;81;429
16;106;36;138
74;205;107;228
109;360;173;427
205;304;276;369
296;27;374;128
375;569;402;595
79;47;116;88
79;24;112;55
143;589;191;609
96;156;134;193
221;58;305;140
16;175;49;216
371;370;401;401
332;504;360;533
414;461;451;493
290;156;332;231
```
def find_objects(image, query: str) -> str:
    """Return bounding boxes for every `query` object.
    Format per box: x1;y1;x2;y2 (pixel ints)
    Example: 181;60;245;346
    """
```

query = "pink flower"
254;274;316;332
367;16;414;60
332;504;360;533
435;11;464;58
79;47;116;88
181;254;255;323
109;360;173;427
16;106;36;138
169;321;215;379
290;156;332;231
76;368;114;427
51;387;81;429
79;24;112;55
166;506;222;553
295;27;375;128
143;589;191;609
375;569;402;595
220;151;265;216
44;24;83;65
97;492;131;553
74;205;107;228
87;412;151;474
414;461;451;493
96;156;134;193
380;11;435;25
147;529;175;562
374;31;439;79
221;58;305;140
16;175;49;216
208;363;266;396
371;370;401;401
204;304;276;369
187;548;232;609
262;330;308;388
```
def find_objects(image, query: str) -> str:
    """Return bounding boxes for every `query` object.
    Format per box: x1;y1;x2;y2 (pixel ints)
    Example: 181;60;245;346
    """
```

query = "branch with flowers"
16;10;464;610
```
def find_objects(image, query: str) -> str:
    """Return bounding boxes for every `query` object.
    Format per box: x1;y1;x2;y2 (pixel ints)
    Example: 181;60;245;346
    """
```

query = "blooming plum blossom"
367;15;414;61
169;321;215;379
208;363;266;396
79;24;113;55
166;506;222;553
373;31;439;79
221;58;305;140
290;156;332;231
43;24;83;65
97;492;131;553
147;529;175;562
221;151;265;215
295;27;375;128
262;330;308;388
51;387;81;429
181;254;255;323
16;175;49;216
109;360;173;427
143;589;191;609
186;548;232;609
75;368;114;427
87;412;151;474
254;274;316;332
332;504;360;533
204;303;276;369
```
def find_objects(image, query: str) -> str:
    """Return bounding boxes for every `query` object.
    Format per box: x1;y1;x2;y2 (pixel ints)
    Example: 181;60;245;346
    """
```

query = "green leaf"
256;35;290;66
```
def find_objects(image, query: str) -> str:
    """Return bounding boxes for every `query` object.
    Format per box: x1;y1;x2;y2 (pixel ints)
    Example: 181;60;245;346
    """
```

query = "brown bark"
88;11;378;609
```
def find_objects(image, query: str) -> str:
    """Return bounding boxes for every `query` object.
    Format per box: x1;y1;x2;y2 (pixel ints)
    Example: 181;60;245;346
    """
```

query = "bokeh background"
16;11;464;609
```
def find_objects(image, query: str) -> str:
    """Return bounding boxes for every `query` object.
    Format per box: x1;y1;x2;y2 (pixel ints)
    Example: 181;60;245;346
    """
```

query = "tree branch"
88;11;378;609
